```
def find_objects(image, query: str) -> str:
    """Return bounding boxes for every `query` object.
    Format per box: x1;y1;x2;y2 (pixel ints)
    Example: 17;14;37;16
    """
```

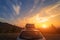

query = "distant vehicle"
17;24;46;40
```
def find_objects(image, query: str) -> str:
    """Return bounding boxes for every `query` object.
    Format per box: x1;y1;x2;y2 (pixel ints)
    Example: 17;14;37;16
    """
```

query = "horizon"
0;21;60;29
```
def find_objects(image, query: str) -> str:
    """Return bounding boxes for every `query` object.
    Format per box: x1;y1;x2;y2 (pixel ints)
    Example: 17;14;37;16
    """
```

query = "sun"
42;24;48;28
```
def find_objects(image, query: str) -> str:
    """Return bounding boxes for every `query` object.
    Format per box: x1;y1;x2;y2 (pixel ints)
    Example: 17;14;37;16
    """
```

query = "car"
17;24;46;40
17;30;46;40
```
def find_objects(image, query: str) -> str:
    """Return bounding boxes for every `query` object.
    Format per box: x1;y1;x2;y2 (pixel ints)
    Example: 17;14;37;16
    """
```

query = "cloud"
45;2;60;14
37;1;60;17
41;0;46;2
0;18;8;22
13;5;20;15
27;0;39;13
26;0;45;17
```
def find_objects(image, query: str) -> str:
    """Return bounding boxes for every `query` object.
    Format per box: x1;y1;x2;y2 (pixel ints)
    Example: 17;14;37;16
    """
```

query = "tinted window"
19;31;43;39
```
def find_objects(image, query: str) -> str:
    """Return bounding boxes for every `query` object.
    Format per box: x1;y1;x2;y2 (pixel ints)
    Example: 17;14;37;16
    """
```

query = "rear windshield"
19;31;43;39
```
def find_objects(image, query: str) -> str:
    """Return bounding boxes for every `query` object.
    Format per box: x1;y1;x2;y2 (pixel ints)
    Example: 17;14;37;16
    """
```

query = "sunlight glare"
42;24;48;28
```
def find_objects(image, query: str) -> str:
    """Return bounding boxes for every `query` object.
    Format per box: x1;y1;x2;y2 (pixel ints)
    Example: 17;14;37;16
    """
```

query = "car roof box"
25;24;35;28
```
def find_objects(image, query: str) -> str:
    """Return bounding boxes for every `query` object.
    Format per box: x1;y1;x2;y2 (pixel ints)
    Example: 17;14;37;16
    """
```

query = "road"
0;33;60;40
44;34;60;40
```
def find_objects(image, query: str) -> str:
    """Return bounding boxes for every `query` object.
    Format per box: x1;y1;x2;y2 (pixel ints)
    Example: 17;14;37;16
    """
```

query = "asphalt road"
0;33;60;40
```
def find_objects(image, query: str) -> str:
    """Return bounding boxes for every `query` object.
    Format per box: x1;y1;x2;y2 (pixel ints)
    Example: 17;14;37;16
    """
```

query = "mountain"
0;22;22;33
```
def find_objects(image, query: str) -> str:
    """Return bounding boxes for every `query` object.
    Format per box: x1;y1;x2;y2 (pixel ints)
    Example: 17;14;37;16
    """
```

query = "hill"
0;22;22;33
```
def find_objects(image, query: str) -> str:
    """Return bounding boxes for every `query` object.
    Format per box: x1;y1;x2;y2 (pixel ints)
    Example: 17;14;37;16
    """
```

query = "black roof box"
25;24;35;28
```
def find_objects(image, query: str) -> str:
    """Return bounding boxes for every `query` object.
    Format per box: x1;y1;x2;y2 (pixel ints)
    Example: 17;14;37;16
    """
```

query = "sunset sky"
0;0;60;28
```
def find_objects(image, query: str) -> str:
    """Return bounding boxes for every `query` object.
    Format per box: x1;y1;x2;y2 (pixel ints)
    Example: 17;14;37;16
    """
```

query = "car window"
19;31;43;39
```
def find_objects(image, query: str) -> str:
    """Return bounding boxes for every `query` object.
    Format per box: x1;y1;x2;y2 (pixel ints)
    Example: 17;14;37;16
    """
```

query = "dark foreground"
0;33;60;40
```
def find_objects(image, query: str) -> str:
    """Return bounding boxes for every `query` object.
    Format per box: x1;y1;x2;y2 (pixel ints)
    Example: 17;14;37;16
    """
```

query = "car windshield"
19;31;43;39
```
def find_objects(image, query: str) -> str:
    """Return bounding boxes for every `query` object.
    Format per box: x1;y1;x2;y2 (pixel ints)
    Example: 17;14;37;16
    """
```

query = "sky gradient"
0;0;60;28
